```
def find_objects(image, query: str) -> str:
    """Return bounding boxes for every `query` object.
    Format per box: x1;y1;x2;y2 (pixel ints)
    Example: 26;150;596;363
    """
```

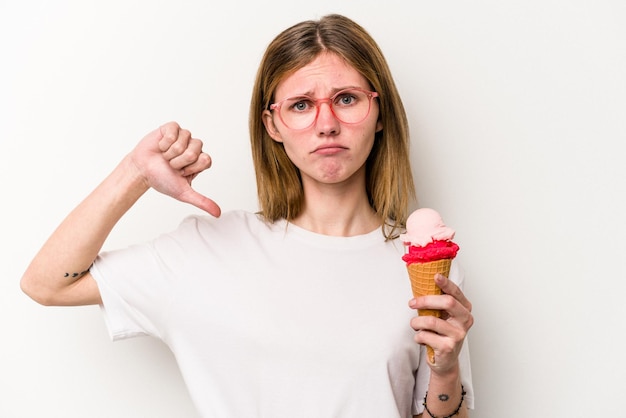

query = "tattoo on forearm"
63;268;90;279
438;393;450;402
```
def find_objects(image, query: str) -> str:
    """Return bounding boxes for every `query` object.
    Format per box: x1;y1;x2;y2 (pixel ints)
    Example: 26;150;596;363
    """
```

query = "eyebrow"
287;85;365;99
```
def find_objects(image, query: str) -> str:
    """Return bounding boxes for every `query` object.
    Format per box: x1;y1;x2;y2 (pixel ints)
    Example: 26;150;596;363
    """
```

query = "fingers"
159;122;189;155
434;274;472;312
143;122;222;217
410;314;468;345
158;122;212;176
159;123;198;163
172;139;211;173
408;273;474;369
412;321;461;359
409;294;474;333
178;188;222;218
409;308;471;371
409;274;471;320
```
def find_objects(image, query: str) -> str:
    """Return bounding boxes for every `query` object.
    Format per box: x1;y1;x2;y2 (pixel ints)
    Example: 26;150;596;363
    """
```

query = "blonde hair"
249;14;415;239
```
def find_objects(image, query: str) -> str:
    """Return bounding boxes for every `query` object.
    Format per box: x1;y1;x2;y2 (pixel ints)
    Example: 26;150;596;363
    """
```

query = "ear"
375;118;383;133
262;110;284;143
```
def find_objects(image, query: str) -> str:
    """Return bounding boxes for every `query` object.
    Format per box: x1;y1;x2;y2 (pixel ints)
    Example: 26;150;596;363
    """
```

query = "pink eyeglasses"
270;88;379;130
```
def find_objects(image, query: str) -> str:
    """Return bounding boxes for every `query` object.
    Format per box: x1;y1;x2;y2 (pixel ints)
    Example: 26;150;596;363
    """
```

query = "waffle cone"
406;258;452;363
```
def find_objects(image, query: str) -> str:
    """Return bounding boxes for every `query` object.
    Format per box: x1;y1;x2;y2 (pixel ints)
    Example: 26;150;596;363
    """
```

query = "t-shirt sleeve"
412;260;475;414
89;214;207;342
90;213;247;342
91;240;172;341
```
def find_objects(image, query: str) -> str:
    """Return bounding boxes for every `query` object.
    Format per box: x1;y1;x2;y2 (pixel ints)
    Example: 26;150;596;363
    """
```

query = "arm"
410;274;473;418
20;122;220;306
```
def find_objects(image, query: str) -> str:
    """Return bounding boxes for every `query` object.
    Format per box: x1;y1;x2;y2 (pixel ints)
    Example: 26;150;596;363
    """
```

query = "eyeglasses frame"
269;88;379;131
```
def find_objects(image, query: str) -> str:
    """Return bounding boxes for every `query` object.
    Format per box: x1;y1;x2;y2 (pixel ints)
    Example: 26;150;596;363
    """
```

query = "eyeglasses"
269;88;379;130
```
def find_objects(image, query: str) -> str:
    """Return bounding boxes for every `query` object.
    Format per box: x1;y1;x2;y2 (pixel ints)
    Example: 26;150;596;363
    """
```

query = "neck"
292;174;380;237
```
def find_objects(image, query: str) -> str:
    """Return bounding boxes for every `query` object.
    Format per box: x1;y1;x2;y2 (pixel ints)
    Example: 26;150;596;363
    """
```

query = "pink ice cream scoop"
400;208;459;263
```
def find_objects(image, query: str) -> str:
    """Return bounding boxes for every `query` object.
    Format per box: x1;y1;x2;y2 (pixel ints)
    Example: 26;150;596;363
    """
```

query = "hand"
409;273;473;375
129;121;221;217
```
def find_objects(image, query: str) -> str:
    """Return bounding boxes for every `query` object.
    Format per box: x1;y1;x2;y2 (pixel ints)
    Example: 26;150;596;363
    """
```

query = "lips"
312;144;347;155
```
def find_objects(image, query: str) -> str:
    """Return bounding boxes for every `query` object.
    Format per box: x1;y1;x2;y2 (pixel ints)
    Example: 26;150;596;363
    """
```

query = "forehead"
274;53;369;98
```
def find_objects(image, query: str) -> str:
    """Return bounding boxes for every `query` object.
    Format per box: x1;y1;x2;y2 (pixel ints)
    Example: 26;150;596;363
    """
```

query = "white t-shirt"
91;210;473;418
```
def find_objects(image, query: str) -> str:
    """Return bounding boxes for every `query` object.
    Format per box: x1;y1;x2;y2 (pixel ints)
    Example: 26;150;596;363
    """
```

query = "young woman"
21;14;473;418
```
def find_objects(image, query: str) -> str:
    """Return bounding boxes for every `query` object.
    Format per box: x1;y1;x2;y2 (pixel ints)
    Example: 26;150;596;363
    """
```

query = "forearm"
21;155;148;305
422;364;468;418
409;272;473;418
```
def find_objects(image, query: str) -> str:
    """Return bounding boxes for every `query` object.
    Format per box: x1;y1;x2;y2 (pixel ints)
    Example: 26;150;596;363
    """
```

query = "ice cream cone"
406;258;452;363
401;208;459;364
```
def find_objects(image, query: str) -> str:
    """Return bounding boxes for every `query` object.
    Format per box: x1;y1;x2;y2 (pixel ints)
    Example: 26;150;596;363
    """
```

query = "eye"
287;98;314;112
334;92;358;107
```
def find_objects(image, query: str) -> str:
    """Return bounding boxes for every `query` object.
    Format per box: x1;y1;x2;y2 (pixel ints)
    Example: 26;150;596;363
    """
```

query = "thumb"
178;188;222;217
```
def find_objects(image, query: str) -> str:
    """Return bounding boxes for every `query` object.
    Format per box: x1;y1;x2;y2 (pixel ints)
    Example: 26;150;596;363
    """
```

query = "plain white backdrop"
2;1;625;416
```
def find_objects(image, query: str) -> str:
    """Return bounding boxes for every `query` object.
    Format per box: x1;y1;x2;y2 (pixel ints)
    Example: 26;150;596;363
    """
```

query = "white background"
2;1;625;417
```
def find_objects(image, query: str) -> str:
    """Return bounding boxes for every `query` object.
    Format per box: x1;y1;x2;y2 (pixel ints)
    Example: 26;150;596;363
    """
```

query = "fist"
130;122;221;217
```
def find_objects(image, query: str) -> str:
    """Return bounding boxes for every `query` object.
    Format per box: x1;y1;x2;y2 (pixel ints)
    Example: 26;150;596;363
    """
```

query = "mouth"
312;144;348;155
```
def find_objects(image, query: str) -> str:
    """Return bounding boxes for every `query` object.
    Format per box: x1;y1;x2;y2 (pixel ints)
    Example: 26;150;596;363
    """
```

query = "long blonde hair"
249;14;415;239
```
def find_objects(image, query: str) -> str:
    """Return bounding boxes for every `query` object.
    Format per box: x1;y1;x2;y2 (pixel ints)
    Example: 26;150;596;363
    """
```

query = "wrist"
429;360;460;383
424;363;465;418
120;154;151;193
423;385;466;418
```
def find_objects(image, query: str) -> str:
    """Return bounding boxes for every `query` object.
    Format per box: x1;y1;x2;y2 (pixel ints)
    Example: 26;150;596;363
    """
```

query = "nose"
315;101;340;135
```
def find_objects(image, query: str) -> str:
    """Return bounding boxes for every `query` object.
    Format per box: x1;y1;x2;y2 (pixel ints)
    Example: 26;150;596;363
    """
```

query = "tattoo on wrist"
423;385;466;418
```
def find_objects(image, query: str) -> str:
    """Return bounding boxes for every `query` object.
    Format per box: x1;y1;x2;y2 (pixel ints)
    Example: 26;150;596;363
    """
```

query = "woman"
21;14;473;418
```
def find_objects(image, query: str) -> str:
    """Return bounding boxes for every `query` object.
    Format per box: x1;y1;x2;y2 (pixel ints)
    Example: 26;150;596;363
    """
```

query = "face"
263;53;383;189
